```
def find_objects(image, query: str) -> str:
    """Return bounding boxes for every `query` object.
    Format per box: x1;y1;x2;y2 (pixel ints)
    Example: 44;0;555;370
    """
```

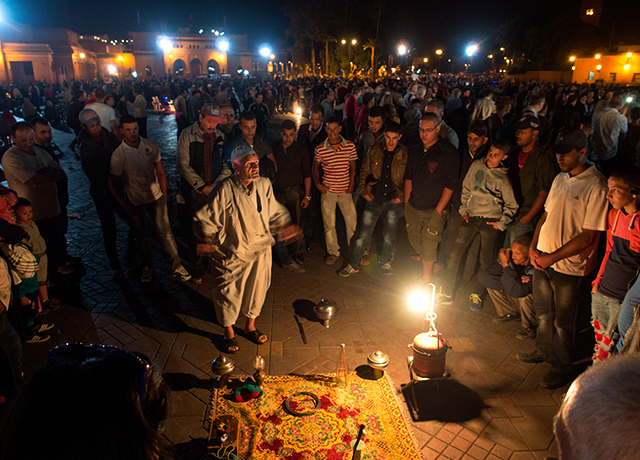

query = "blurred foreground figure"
0;343;172;460
553;355;640;460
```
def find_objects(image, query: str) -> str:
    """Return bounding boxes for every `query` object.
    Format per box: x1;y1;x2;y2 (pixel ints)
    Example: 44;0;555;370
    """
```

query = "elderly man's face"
233;153;260;182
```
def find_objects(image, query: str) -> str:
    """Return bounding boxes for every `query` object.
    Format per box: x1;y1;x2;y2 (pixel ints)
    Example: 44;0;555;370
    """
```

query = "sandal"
221;337;240;354
244;329;268;345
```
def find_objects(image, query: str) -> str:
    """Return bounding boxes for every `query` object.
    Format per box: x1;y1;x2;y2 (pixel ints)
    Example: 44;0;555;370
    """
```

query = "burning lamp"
315;299;338;328
211;354;235;388
253;355;266;386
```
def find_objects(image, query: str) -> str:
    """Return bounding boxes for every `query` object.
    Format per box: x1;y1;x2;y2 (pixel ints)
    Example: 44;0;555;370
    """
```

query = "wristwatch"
305;196;312;201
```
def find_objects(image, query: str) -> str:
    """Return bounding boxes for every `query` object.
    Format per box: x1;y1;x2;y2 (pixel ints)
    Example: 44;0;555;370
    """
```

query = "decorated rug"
209;372;421;460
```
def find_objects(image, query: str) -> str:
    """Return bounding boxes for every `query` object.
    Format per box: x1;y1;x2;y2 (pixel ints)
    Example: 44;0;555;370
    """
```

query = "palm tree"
302;27;322;75
320;34;337;75
363;38;381;78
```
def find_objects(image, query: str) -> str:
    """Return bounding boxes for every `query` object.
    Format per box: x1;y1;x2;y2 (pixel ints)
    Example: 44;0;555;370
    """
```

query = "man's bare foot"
244;328;268;344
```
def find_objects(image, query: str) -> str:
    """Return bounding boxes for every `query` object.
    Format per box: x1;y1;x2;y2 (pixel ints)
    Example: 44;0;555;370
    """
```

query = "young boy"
440;137;519;310
14;198;60;314
591;166;640;361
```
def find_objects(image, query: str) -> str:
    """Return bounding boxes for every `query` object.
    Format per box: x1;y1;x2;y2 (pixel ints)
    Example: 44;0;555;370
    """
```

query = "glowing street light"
500;47;505;51
435;49;443;55
596;64;602;70
627;52;633;58
341;39;347;45
569;56;576;62
259;44;272;58
625;64;631;70
595;53;601;59
466;44;478;57
270;53;275;60
217;38;229;52
423;58;428;63
117;55;123;61
79;53;86;59
488;54;493;59
351;38;357;45
398;44;407;55
571;66;576;71
158;37;172;51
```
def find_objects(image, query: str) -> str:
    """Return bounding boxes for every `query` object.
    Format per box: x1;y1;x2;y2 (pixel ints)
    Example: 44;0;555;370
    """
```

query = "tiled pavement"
15;113;562;459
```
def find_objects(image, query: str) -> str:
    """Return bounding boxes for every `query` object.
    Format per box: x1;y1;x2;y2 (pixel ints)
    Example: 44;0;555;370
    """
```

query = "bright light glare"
409;290;432;313
79;53;86;58
341;39;346;45
132;71;138;78
627;97;633;103
243;69;250;76
435;49;443;55
295;107;302;115
398;44;407;55
351;38;357;45
595;53;601;59
259;45;271;58
624;64;631;70
117;55;123;61
217;38;229;52
627;52;633;58
107;65;117;75
158;37;172;51
569;56;576;62
270;53;275;60
596;64;602;70
466;44;478;57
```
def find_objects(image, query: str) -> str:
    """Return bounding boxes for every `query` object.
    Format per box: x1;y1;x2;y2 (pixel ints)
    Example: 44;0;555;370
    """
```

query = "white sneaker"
141;267;154;283
33;323;55;333
173;265;192;282
381;262;393;276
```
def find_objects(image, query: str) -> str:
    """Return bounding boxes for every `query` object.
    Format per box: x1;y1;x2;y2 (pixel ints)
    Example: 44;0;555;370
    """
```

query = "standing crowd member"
518;128;608;389
109;115;191;283
194;147;299;353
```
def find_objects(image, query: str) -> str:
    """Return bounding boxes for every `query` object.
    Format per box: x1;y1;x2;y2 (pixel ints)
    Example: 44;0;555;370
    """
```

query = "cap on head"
553;128;588;154
200;103;224;123
231;146;256;163
515;115;540;131
79;109;101;127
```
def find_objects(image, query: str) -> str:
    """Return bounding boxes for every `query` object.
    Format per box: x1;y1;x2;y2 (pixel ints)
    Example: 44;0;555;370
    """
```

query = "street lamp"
435;49;443;56
351;38;357;45
595;53;601;59
217;38;229;52
341;39;346;45
398;44;407;55
270;53;275;60
569;56;576;62
423;58;428;63
157;36;172;51
259;45;272;58
466;44;478;57
627;52;633;58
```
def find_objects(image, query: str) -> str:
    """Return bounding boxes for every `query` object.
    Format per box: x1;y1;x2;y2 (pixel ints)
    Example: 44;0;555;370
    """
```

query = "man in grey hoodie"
439;137;518;310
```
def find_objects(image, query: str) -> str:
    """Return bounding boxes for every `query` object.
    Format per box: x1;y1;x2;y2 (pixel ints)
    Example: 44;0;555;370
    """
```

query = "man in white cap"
194;146;300;353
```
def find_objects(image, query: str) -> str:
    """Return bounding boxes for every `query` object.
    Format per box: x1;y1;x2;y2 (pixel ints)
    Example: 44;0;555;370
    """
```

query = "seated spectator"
478;235;537;339
591;166;640;361
439;138;518;309
552;355;640;460
0;343;172;460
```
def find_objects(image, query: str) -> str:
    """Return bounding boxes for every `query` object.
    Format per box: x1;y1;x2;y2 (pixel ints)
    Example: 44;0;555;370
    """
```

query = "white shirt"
110;138;163;206
85;102;117;132
590;107;628;161
537;165;608;276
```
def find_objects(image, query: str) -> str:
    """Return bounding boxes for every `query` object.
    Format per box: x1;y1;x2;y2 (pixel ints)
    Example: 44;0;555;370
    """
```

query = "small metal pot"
315;299;338;328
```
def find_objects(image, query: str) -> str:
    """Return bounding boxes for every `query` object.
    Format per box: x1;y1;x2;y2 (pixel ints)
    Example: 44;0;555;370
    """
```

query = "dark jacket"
359;143;408;201
177;123;227;196
297;123;327;161
78;128;121;202
478;259;534;298
67;100;84;130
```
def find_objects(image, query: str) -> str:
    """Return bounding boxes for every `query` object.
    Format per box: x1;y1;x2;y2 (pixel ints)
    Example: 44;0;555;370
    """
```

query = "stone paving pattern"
16;113;562;459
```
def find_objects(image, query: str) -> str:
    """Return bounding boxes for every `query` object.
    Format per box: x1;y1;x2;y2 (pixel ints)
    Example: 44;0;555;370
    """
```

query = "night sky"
4;0;639;57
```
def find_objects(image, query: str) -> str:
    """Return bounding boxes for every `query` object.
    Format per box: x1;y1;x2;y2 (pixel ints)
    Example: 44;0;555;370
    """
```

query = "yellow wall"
573;53;640;84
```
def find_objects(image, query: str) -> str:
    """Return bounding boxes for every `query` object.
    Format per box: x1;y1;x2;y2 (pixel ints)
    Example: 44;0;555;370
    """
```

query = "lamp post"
397;43;408;72
259;44;272;77
341;38;357;75
465;43;478;71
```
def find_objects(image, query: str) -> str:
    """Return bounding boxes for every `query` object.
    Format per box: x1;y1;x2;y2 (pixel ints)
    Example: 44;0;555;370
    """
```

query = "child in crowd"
13;198;61;314
591;167;640;361
0;185;18;224
440;137;519;310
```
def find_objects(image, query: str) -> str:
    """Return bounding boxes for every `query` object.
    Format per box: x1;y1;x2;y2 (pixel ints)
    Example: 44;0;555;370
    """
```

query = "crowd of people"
1;71;640;457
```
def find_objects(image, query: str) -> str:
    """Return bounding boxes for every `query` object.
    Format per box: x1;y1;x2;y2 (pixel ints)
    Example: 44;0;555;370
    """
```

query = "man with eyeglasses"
218;105;241;142
404;112;460;287
177;104;229;285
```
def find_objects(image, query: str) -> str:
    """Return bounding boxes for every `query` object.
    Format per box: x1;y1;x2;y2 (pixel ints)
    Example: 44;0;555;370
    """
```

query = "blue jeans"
591;291;621;360
617;276;640;352
534;268;592;373
130;195;182;270
350;200;402;267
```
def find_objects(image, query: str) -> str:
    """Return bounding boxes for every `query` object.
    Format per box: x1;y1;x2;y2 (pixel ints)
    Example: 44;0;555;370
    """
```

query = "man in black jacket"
67;90;85;150
78;109;124;278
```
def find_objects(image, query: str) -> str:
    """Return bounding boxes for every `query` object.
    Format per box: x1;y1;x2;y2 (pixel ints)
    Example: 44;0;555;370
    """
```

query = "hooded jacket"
459;158;518;231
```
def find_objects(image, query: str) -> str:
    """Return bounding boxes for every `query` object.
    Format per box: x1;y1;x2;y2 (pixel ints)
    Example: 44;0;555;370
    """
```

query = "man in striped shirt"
313;116;358;265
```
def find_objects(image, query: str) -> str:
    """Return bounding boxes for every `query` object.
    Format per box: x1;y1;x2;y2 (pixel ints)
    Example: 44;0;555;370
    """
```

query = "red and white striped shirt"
314;137;357;194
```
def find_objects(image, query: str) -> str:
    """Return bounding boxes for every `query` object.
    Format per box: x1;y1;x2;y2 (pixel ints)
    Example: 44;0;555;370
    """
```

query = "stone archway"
190;58;203;76
173;59;185;76
206;59;219;76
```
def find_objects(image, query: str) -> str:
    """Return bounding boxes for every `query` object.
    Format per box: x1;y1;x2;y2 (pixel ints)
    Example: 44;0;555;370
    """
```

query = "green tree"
363;38;381;78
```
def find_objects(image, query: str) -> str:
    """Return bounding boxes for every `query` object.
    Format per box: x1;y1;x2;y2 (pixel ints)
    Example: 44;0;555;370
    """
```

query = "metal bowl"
211;355;235;376
314;299;338;328
367;350;390;369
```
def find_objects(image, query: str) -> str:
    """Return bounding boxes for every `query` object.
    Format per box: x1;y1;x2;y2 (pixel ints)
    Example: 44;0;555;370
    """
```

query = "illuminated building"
571;48;640;84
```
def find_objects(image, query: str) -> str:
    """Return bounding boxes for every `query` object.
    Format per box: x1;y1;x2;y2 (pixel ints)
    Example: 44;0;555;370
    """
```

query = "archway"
190;58;203;76
173;59;185;76
206;59;219;76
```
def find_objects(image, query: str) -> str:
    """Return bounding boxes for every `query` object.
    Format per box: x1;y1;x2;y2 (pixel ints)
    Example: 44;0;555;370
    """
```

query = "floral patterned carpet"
209;373;421;460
